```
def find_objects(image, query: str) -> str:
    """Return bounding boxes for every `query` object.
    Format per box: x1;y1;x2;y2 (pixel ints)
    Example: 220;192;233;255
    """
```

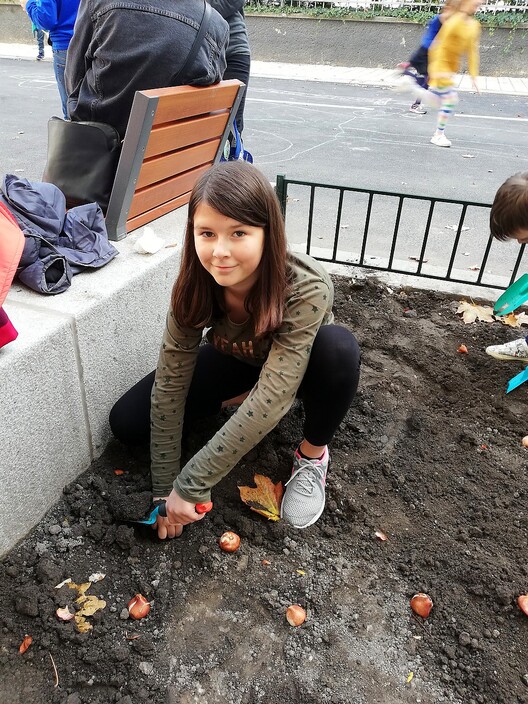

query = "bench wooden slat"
126;192;193;234
137;140;220;190
142;81;241;126
144;112;229;159
128;164;210;220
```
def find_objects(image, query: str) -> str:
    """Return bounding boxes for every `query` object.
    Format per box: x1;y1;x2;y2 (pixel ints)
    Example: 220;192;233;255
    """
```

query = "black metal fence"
275;175;527;291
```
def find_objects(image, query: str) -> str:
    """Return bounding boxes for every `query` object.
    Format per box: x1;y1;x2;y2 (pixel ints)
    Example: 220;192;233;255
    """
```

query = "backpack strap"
174;1;211;83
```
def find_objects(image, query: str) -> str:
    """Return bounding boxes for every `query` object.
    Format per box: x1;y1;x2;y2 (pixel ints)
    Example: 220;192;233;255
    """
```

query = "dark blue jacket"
25;0;80;50
65;0;229;137
0;175;118;295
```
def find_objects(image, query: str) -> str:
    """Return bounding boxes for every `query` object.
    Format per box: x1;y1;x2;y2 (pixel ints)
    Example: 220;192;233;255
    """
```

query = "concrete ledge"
0;208;188;556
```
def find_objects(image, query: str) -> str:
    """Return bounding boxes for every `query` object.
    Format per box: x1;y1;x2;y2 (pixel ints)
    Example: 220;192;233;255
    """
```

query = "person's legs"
223;53;251;137
281;325;361;528
109;344;261;445
35;29;44;59
430;86;458;147
298;324;361;447
52;48;69;119
109;370;156;445
408;48;428;112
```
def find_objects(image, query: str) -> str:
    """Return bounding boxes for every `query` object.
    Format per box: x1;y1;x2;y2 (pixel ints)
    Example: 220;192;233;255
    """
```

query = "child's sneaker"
486;337;528;361
430;132;452;148
280;447;329;529
409;103;427;114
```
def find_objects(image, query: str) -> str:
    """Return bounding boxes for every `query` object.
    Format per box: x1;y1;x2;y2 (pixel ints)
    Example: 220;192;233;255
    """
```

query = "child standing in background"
398;0;459;115
427;0;482;147
32;22;45;61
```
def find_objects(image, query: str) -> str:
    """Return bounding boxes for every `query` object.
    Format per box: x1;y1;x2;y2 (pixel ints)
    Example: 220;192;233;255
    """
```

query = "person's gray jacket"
65;0;229;138
208;0;249;58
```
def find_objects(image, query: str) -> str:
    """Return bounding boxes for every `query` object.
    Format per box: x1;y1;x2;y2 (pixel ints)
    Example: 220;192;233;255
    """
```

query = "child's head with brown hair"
442;0;462;16
490;172;528;243
171;161;289;337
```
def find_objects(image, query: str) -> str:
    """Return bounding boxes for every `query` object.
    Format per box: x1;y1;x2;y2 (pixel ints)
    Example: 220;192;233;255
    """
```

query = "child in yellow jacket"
428;0;481;147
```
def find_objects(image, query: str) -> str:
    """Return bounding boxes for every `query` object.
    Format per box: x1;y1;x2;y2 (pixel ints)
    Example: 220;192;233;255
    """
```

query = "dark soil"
1;276;527;704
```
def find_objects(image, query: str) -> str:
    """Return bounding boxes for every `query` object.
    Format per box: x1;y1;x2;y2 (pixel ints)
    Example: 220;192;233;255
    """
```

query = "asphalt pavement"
1;51;527;282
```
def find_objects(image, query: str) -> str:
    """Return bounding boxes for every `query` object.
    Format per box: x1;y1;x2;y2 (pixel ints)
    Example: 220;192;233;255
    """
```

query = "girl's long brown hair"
171;161;289;337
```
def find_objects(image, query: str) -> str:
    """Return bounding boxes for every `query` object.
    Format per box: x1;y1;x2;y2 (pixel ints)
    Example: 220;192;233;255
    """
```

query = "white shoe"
430;133;452;148
409;103;427;114
486;337;528;361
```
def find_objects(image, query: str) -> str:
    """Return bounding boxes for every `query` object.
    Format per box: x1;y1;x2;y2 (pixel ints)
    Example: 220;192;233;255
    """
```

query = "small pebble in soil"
458;632;471;646
138;661;154;675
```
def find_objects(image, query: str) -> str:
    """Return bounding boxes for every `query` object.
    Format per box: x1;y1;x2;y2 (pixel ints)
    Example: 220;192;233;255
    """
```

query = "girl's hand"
152;490;206;540
152;495;183;540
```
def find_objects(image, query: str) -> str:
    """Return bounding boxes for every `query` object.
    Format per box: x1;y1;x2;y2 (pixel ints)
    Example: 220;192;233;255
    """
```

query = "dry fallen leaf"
375;530;388;541
57;581;106;632
457;301;494;324
114;469;125;475
261;559;271;566
76;594;107;617
406;671;414;683
19;635;32;654
74;595;107;633
457;344;469;354
239;474;283;521
500;312;528;328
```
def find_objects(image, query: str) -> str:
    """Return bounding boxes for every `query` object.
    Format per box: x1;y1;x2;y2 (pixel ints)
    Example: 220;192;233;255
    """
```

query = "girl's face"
193;202;265;295
514;228;528;245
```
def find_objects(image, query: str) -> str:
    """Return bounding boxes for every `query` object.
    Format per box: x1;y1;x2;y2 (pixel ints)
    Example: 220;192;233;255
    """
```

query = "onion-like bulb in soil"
128;594;151;620
410;593;433;618
518;594;528;616
286;604;306;627
218;531;241;553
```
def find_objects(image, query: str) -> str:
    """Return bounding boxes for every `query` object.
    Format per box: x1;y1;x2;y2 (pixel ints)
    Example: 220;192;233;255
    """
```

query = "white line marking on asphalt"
249;97;528;123
454;113;528;123
248;98;375;111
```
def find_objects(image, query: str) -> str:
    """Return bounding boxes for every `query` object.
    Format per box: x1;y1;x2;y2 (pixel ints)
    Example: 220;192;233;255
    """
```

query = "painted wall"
1;3;526;77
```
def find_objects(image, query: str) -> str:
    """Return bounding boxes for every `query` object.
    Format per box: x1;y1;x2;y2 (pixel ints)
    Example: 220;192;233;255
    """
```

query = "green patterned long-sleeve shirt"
150;253;334;502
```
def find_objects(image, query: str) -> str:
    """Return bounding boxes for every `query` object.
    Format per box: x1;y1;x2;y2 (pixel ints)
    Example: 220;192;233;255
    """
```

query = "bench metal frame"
105;80;245;241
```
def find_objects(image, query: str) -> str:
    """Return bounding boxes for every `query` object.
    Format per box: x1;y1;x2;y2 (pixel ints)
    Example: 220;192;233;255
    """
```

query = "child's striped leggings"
431;86;458;133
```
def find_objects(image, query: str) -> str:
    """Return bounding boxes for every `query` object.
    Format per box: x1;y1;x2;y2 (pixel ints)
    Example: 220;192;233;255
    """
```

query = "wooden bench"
104;79;245;241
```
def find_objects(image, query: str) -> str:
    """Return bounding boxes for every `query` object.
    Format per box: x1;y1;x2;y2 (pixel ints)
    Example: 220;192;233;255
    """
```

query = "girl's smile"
193;202;265;295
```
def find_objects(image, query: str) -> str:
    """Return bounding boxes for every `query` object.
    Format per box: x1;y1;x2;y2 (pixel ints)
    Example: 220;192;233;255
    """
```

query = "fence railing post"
275;174;287;218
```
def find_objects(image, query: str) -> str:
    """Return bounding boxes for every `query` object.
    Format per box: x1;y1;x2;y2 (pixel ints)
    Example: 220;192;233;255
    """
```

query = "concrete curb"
2;43;528;96
0;211;187;556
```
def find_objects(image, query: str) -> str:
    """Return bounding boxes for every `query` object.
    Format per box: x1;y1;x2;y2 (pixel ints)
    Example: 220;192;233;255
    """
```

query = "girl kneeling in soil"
110;162;361;538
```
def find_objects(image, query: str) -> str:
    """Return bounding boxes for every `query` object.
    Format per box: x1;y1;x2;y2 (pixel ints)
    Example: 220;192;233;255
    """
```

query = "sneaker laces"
285;459;326;497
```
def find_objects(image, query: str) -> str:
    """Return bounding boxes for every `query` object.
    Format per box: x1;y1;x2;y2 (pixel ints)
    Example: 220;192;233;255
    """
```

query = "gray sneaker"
486;337;528;361
280;447;329;529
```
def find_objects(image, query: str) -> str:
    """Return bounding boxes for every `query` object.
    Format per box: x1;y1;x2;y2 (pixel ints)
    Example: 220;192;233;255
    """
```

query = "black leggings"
110;324;360;448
